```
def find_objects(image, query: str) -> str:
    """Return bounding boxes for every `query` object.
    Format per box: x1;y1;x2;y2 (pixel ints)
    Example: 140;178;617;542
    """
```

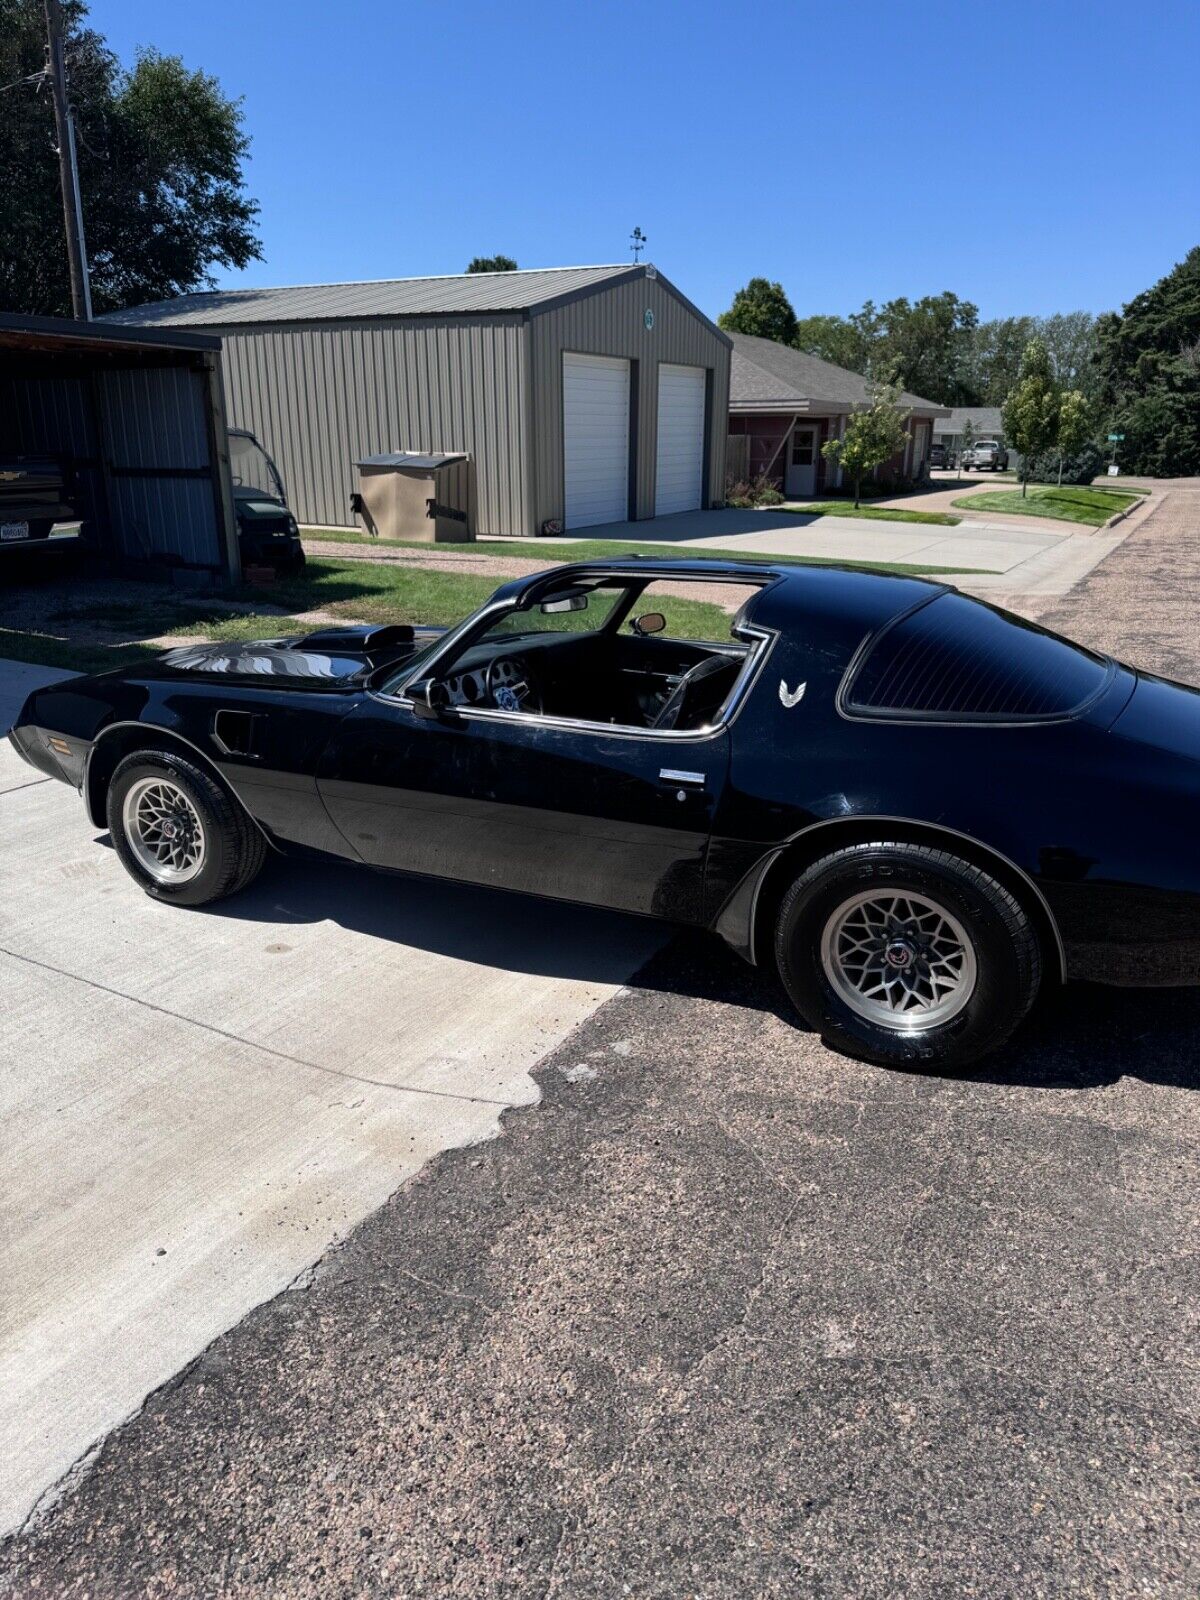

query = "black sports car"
10;558;1200;1069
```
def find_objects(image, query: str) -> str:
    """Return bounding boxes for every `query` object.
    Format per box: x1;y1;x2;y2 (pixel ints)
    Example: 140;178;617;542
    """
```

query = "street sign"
1108;433;1125;442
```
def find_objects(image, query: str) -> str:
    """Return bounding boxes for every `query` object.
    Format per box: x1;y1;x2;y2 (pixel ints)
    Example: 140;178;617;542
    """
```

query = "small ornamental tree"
466;254;518;273
957;416;977;479
1054;390;1091;485
821;383;907;508
1002;339;1061;497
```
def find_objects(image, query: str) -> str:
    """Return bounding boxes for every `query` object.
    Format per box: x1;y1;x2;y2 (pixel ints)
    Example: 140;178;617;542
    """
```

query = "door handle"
659;768;705;790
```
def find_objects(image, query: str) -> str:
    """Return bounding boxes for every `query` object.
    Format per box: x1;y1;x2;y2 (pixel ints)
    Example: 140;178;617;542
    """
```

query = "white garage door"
655;363;707;516
563;353;630;528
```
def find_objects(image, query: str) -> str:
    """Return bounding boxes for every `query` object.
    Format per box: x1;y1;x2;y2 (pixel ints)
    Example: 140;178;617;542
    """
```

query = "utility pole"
43;0;92;319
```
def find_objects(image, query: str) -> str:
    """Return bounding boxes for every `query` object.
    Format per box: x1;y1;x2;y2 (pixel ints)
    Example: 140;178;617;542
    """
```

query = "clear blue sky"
102;0;1199;323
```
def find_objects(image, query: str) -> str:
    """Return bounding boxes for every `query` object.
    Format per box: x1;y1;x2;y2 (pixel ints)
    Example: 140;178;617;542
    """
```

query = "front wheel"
107;749;266;906
774;843;1042;1070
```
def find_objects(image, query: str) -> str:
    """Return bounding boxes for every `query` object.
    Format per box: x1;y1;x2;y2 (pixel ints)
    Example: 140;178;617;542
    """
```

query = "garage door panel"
655;364;706;517
563;354;630;529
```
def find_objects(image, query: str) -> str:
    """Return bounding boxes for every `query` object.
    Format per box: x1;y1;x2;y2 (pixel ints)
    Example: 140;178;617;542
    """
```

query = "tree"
872;292;980;404
793;312;873;374
1038;311;1098;395
0;0;261;316
956;416;977;480
965;316;1038;404
718;278;798;345
1093;247;1200;477
794;293;980;403
1054;390;1091;485
1002;340;1061;496
465;255;518;273
821;382;908;508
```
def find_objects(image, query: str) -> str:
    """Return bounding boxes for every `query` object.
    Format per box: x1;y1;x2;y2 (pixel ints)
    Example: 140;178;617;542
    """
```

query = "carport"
0;314;240;583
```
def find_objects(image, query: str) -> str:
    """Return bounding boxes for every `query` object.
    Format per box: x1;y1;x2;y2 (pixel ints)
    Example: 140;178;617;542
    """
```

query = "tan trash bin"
351;452;473;543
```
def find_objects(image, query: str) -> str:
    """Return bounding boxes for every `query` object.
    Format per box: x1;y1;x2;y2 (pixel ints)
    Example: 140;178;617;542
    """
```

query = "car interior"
406;575;765;733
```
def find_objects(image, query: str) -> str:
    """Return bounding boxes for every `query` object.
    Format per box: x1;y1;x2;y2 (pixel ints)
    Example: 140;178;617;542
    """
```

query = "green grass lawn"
779;502;961;527
299;527;981;577
950;485;1142;526
1;538;999;677
254;559;731;640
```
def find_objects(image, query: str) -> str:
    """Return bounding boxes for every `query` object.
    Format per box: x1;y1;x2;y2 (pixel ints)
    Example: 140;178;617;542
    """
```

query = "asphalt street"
2;488;1199;1597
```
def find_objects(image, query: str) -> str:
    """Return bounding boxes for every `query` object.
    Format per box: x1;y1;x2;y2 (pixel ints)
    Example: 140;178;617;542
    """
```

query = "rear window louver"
844;593;1111;721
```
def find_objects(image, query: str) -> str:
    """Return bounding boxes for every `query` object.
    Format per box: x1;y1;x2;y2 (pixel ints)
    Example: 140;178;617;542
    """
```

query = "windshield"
229;432;285;501
477;582;630;642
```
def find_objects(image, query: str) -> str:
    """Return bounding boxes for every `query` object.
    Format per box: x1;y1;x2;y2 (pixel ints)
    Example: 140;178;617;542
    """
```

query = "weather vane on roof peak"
630;227;647;262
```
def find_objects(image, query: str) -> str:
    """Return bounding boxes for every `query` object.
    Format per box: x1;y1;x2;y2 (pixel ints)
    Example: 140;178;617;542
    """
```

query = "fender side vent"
213;709;261;758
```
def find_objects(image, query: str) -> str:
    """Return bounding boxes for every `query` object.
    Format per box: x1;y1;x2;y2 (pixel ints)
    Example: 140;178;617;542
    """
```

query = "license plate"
0;522;30;541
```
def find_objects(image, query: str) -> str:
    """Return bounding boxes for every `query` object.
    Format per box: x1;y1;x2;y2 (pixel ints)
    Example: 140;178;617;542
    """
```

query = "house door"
910;421;929;478
784;424;818;498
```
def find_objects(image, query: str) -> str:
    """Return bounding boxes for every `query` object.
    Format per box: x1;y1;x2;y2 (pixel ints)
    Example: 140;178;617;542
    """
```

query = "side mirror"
631;611;667;637
407;679;455;721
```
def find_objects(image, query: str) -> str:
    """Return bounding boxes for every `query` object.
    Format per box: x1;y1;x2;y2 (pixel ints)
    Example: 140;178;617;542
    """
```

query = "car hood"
157;623;444;689
233;490;292;522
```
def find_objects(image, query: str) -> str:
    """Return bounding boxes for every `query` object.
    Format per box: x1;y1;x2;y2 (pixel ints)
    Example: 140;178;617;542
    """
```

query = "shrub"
724;473;784;508
1025;440;1106;486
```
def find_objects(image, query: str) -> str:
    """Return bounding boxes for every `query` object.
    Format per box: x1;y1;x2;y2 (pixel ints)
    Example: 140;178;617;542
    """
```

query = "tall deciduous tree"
873;292;980;404
718;278;798;345
1094;247;1200;477
821;382;908;508
0;0;260;316
1002;340;1061;497
793;311;874;374
1038;311;1098;395
465;255;518;273
793;293;979;403
965;316;1038;403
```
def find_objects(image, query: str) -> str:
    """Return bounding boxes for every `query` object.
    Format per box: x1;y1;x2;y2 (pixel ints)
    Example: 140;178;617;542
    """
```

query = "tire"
107;749;267;907
774;842;1042;1070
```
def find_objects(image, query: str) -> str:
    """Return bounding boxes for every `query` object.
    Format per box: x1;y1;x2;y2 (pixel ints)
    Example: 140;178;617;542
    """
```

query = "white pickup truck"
961;439;1009;471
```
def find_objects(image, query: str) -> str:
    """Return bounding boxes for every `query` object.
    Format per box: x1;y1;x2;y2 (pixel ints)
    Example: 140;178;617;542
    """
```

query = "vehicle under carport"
0;313;241;584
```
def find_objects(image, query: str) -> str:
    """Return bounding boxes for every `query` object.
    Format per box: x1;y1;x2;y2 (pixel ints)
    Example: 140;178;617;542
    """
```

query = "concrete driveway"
567;504;1142;606
0;668;660;1534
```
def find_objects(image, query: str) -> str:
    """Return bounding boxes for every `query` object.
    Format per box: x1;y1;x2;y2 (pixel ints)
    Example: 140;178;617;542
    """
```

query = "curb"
1101;493;1150;532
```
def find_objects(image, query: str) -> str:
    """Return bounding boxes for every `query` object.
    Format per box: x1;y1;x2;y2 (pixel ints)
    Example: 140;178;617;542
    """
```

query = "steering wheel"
484;654;543;714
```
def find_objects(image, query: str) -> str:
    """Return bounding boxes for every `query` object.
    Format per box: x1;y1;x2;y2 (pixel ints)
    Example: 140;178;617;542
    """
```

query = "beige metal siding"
529;275;730;530
211;317;529;532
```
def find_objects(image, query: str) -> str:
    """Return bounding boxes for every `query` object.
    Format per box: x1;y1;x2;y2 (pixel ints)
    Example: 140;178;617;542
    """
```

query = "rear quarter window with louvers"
843;592;1112;722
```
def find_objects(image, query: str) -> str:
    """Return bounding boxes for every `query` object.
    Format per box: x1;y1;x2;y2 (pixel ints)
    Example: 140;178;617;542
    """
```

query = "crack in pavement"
0;946;518;1107
0;776;51;798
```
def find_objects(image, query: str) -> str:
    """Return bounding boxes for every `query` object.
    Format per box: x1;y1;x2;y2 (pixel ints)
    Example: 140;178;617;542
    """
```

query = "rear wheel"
107;749;266;906
774;842;1041;1069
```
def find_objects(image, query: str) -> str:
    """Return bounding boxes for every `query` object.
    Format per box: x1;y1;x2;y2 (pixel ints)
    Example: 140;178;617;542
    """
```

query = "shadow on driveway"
163;843;1200;1088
